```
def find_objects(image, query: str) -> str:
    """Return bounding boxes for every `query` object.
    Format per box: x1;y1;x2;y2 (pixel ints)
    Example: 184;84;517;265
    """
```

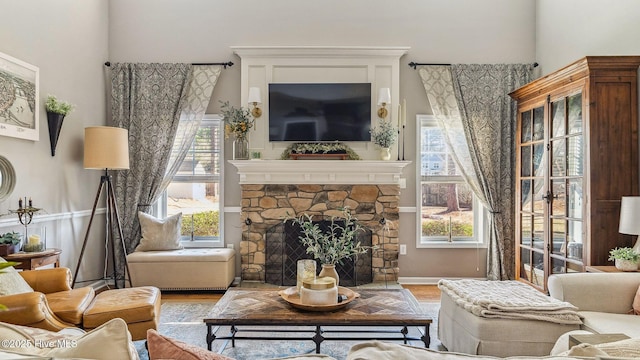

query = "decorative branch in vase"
285;207;374;286
220;100;255;160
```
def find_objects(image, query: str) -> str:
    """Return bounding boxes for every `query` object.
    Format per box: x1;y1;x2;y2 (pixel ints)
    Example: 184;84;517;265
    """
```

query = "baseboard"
398;276;488;285
89;280;110;292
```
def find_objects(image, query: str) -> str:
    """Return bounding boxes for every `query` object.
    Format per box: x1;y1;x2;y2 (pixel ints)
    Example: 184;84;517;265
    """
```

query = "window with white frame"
156;114;224;247
417;114;485;247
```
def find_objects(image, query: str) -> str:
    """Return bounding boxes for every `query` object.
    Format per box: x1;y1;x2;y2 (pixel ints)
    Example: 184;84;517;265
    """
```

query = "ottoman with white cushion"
126;248;235;290
438;290;580;356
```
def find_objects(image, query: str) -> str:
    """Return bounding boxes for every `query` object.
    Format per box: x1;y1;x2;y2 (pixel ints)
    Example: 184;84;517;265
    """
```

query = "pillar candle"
402;99;407;126
28;234;40;246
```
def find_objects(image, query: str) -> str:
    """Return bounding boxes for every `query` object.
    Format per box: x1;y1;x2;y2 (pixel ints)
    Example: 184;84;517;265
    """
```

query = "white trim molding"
231;46;410;59
229;160;411;185
0;208;106;227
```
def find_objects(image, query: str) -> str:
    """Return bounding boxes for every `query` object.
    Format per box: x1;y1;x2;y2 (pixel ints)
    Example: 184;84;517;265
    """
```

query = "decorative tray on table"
278;286;360;312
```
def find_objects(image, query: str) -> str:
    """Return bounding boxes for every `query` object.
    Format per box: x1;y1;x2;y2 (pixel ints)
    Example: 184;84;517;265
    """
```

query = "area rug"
135;299;441;360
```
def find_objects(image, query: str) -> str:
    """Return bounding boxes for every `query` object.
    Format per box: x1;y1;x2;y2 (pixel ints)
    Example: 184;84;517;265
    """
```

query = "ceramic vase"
319;264;339;286
379;147;391;161
233;136;249;160
614;258;638;272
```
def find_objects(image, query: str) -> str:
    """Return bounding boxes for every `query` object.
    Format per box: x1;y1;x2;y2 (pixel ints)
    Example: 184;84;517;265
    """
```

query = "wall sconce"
248;87;262;118
377;88;391;119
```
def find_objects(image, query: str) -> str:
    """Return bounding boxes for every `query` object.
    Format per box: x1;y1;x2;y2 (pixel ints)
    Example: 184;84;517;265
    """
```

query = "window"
417;115;486;247
156;114;224;247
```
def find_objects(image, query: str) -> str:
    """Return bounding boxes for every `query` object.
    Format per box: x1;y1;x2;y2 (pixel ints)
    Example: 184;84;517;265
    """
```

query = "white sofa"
548;272;640;338
126;248;235;290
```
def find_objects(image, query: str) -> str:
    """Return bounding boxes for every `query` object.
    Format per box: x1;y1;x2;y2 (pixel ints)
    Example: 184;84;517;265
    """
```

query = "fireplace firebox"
265;220;373;286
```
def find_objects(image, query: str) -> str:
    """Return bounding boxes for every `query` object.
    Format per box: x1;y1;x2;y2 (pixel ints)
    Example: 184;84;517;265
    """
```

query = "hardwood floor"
160;284;440;303
402;284;441;302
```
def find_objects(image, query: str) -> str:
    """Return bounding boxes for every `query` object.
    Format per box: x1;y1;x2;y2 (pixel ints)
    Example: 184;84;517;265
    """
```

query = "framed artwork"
0;51;39;141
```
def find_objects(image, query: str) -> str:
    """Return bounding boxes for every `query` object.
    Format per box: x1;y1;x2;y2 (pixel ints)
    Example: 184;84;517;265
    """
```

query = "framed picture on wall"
0;51;39;141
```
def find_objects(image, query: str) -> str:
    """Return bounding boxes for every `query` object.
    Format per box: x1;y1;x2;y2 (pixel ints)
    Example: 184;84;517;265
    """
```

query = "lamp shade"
248;87;262;104
619;196;640;235
84;126;130;170
377;88;391;105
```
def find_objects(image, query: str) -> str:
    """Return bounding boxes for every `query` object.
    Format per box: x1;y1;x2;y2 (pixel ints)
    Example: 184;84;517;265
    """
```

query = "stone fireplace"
231;160;410;283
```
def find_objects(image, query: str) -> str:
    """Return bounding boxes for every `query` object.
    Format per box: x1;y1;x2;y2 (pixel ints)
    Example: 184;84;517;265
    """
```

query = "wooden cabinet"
509;56;640;291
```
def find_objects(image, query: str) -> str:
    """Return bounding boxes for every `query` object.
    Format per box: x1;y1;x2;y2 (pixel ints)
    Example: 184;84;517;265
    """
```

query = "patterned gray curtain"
159;65;222;192
109;63;220;286
420;64;532;280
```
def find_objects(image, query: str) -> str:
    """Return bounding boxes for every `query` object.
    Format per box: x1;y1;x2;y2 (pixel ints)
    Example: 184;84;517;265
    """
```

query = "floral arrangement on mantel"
279;142;361;160
369;118;397;148
285;207;371;266
220;100;255;139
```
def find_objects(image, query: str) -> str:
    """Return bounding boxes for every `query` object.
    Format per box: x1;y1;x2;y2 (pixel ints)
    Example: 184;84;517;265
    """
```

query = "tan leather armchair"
0;267;95;331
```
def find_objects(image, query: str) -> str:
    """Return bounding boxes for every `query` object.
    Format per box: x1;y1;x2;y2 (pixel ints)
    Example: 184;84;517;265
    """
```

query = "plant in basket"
0;232;21;256
608;247;639;271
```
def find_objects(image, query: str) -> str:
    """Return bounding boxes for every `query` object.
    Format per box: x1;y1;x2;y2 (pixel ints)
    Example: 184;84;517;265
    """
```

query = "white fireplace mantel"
229;160;411;185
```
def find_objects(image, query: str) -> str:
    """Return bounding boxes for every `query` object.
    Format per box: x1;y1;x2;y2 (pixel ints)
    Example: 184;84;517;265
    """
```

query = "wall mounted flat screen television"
268;83;371;142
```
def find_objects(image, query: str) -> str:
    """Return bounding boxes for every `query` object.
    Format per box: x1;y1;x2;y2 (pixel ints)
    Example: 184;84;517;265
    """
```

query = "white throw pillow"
0;318;138;360
0;258;33;296
135;211;183;251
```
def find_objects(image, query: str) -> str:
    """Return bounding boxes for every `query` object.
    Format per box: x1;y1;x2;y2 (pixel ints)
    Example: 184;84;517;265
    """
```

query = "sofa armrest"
548;272;640;313
0;292;71;331
0;292;47;324
19;267;72;293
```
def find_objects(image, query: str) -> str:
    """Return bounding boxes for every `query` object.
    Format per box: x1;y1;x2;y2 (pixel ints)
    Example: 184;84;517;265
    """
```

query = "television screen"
268;83;371;142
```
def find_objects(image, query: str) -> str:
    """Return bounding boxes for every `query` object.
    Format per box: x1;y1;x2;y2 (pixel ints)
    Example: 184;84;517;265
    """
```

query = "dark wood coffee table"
203;288;432;353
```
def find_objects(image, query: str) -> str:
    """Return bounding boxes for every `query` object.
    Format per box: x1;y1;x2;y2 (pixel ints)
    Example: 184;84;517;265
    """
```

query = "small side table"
5;248;62;270
569;333;630;348
586;265;638;273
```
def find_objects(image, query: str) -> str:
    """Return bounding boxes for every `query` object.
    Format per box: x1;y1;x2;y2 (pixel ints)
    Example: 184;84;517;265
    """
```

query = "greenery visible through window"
418;115;482;246
157;115;223;246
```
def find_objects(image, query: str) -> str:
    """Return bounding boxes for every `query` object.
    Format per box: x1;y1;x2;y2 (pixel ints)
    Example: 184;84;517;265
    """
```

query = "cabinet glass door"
549;92;584;270
518;104;546;286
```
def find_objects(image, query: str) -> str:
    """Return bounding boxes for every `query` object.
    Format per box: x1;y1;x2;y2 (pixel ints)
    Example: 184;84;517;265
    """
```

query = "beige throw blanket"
438;279;582;325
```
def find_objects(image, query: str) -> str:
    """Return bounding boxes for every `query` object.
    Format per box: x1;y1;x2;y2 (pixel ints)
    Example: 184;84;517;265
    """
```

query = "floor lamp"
72;126;132;289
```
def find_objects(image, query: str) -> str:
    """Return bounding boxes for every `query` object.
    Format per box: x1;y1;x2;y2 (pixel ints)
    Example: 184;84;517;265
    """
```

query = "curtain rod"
408;61;538;69
104;61;234;69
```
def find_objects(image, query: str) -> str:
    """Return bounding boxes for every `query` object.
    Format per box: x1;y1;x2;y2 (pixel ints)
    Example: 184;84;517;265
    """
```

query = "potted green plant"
45;95;74;157
220;100;255;160
369;119;397;160
608;247;639;271
0;231;22;256
285;208;372;286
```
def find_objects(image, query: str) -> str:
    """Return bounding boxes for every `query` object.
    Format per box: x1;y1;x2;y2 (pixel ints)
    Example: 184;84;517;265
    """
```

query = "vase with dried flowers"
220;100;255;160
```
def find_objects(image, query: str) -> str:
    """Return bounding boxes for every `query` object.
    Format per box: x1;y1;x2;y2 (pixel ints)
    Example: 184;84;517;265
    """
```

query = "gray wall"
109;0;536;280
0;0;109;284
536;0;640;76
